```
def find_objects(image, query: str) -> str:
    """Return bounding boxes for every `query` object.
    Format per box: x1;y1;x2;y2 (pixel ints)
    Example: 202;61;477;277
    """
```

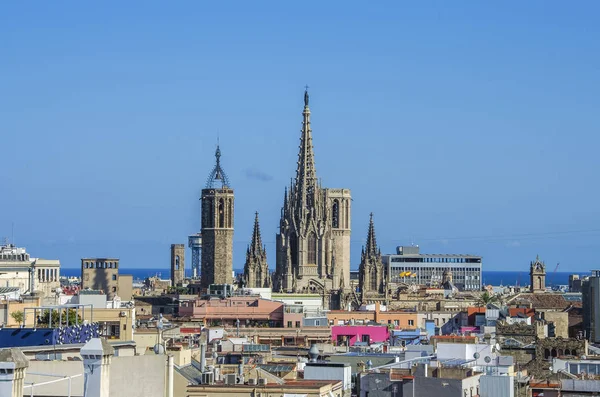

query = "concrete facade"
170;244;185;287
81;258;120;300
583;270;600;343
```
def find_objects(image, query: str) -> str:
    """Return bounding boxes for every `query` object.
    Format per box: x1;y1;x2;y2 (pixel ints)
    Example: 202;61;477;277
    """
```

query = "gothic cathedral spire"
292;87;319;220
365;213;378;257
243;212;270;288
359;213;385;302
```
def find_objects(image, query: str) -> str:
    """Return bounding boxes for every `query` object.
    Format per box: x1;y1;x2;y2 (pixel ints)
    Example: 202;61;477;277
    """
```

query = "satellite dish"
495;343;501;352
484;356;492;363
473;353;480;359
153;344;165;355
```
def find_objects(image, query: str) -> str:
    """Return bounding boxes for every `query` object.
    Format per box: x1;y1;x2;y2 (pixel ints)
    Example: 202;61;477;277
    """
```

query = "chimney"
0;348;29;397
81;338;114;397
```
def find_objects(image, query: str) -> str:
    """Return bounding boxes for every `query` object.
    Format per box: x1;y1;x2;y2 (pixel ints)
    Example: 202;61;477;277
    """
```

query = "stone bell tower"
200;145;234;291
170;244;185;287
530;255;546;293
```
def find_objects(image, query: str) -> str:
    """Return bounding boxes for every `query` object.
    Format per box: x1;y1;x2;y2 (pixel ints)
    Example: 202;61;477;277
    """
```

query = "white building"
0;243;60;296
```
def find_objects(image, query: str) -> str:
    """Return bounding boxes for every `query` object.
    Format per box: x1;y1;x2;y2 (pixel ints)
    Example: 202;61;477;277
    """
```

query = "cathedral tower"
358;213;385;301
200;145;234;290
170;244;185;287
274;89;351;303
530;255;546;293
243;212;271;288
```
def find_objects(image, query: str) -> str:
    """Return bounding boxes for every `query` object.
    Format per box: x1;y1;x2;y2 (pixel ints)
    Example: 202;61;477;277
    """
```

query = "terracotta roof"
511;293;571;310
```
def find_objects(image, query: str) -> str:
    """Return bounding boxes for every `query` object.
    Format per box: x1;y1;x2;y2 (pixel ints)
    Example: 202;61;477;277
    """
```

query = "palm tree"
476;291;499;307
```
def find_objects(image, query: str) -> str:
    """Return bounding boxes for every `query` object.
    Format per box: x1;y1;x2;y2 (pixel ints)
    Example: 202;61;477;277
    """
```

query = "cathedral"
273;89;352;308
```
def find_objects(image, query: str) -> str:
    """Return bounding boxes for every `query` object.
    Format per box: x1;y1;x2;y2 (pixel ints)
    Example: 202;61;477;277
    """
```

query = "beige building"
274;90;351;308
81;306;135;341
0;243;60;297
81;258;133;301
187;379;343;397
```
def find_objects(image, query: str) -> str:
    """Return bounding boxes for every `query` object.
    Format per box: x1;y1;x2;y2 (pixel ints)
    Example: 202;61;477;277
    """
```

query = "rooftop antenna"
11;222;14;247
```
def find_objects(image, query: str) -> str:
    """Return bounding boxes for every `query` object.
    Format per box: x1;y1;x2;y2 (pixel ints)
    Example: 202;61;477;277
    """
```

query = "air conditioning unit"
201;372;214;385
248;378;257;386
258;378;268;386
225;374;237;385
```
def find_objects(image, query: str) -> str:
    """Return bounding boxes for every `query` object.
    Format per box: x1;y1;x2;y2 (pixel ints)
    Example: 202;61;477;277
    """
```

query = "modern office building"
383;245;482;291
582;270;600;343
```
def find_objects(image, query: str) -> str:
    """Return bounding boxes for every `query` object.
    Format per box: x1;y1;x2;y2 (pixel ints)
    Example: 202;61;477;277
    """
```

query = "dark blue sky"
1;2;599;271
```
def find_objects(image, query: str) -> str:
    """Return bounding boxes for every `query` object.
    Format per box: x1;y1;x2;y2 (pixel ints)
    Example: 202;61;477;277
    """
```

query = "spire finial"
205;139;230;188
304;85;309;107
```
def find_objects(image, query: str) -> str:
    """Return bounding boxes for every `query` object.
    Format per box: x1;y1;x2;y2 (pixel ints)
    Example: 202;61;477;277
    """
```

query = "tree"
37;309;81;327
10;311;24;325
476;291;499;307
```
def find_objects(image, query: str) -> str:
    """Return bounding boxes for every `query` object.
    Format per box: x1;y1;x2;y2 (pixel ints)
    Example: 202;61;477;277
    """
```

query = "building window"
307;233;317;264
408;319;414;326
295;321;301;328
175;256;180;270
287;321;292;328
218;198;225;228
332;200;339;228
112;287;117;292
315;320;320;326
394;320;399;326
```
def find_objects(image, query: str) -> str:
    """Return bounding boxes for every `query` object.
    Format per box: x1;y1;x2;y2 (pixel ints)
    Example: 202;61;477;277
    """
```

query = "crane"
552;263;560;288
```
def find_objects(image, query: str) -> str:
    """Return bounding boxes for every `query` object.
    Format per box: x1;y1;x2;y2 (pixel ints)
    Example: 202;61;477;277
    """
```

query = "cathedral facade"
274;90;352;303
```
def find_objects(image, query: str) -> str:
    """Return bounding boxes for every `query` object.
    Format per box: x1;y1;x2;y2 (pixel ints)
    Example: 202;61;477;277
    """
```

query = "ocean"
60;268;589;287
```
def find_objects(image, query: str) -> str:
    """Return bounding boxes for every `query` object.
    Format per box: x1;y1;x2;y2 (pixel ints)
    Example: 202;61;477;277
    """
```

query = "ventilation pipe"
200;343;206;371
167;355;174;397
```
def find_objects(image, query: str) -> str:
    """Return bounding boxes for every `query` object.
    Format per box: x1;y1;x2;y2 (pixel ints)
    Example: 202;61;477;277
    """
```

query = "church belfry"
274;88;352;307
530;255;546;293
243;212;271;288
200;145;234;291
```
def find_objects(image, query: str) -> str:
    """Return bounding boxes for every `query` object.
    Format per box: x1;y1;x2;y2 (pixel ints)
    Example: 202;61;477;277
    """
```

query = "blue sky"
1;2;599;272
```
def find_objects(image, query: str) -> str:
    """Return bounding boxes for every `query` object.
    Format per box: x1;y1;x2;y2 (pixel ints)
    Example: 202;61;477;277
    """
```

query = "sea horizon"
59;268;591;287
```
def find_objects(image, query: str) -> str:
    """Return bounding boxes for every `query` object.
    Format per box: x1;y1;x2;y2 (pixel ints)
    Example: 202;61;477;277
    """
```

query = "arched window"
308;233;317;264
332;200;339;229
290;234;298;266
218;198;225;228
228;199;233;228
175;256;180;270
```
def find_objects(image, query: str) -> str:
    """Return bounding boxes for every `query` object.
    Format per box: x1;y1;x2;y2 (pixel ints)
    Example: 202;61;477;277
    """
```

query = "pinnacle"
365;213;378;257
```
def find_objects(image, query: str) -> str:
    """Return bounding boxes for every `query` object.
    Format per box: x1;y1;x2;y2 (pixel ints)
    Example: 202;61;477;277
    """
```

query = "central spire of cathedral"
292;87;319;218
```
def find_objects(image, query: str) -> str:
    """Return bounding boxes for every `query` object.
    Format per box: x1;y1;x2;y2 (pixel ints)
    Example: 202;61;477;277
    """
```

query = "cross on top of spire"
304;85;309;107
